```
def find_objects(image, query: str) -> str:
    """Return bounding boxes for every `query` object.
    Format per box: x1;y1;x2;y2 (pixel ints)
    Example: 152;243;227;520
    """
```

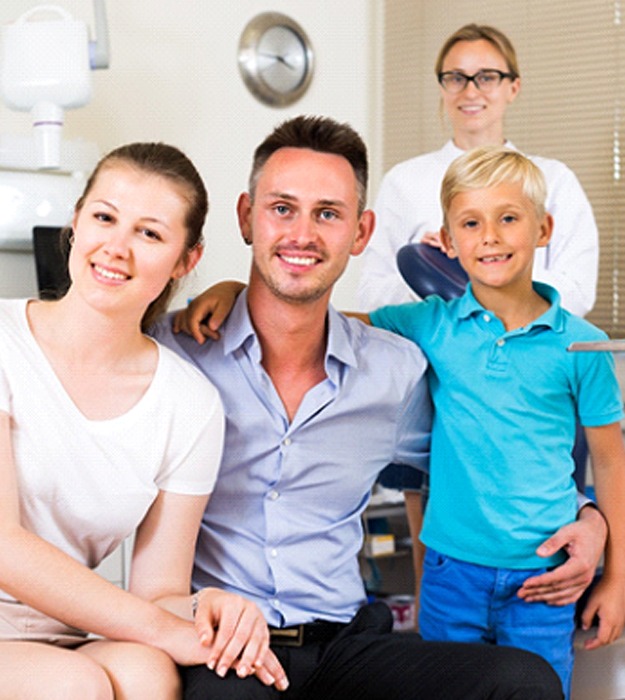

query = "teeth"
94;264;127;280
481;254;509;263
281;255;316;266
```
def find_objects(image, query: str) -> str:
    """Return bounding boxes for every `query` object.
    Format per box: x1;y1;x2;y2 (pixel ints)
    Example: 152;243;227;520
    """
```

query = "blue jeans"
420;547;574;700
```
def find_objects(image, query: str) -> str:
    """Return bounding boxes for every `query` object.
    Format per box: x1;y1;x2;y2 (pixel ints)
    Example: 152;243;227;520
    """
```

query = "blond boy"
369;146;625;699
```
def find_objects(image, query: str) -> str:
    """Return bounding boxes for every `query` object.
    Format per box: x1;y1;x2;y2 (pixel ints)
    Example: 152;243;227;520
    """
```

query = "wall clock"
238;12;314;107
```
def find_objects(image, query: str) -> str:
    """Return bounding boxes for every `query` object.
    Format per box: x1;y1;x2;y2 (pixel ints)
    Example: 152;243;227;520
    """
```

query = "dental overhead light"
0;1;109;170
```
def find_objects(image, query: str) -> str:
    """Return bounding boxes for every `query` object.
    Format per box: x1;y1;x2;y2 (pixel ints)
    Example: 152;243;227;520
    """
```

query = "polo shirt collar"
457;281;565;333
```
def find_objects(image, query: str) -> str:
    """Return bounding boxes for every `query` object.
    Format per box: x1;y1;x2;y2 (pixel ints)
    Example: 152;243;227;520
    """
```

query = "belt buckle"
269;624;304;647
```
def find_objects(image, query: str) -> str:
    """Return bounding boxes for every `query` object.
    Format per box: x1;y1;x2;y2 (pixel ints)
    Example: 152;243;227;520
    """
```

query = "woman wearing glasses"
357;23;598;318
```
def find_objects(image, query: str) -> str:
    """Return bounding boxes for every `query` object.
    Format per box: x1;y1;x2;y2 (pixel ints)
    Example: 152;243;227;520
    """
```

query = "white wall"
0;0;381;309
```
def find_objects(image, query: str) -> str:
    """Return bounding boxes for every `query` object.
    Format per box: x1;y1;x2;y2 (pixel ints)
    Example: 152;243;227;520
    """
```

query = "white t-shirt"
358;140;599;316
0;299;224;602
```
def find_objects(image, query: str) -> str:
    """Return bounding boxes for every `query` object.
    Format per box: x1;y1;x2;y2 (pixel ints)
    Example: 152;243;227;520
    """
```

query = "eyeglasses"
437;69;516;93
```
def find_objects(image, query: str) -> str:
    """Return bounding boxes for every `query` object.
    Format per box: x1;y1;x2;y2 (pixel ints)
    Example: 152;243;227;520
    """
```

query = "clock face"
238;13;314;107
257;26;308;94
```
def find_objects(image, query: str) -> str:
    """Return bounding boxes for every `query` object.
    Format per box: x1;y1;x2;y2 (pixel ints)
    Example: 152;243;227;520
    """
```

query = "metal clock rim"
238;12;314;107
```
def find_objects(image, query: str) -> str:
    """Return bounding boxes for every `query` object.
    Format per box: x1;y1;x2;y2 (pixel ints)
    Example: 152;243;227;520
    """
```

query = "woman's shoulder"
0;299;30;337
526;152;581;187
384;142;456;179
153;340;222;406
0;298;28;317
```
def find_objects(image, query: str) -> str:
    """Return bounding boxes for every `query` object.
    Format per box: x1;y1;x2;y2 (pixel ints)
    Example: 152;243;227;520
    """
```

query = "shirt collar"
222;289;358;369
444;139;517;158
222;289;257;357
326;305;358;369
457;281;565;332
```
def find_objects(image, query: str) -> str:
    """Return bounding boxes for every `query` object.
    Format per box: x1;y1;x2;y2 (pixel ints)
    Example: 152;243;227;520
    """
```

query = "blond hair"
441;146;546;228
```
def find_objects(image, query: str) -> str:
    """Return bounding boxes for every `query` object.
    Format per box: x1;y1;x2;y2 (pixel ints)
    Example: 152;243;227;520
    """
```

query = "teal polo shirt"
371;283;624;569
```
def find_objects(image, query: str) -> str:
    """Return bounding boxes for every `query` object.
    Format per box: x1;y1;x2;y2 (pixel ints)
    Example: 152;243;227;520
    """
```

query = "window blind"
383;0;624;335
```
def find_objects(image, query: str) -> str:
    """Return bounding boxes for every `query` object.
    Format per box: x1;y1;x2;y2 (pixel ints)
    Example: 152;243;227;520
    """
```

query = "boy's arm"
173;280;246;344
578;422;625;649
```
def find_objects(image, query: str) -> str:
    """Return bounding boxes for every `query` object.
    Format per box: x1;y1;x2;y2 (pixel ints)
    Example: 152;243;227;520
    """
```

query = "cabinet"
360;502;415;597
93;537;132;589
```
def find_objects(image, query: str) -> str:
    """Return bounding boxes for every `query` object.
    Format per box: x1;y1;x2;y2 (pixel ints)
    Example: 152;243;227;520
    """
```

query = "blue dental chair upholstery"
397;242;468;301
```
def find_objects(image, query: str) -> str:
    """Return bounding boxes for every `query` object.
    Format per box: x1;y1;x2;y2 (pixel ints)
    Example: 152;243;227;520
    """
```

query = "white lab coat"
358;140;598;316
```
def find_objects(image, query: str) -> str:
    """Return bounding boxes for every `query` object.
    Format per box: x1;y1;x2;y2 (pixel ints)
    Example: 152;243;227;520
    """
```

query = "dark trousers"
181;602;563;700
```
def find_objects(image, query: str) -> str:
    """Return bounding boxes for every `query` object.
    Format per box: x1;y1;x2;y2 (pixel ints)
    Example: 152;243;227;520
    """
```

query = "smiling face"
440;39;520;149
240;147;374;306
68;163;200;321
441;182;552;298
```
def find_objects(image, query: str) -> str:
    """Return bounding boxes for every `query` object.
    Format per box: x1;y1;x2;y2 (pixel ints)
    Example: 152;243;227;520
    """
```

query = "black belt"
269;620;348;647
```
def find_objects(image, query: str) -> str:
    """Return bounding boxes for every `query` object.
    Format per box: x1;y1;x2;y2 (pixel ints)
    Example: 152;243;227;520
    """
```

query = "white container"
1;6;92;168
1;6;91;111
385;595;415;632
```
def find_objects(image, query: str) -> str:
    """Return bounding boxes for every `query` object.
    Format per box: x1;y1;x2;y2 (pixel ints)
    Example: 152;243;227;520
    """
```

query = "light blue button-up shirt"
153;291;430;625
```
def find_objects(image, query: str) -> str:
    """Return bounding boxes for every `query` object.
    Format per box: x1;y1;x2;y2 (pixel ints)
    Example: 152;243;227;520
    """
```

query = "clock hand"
258;51;297;70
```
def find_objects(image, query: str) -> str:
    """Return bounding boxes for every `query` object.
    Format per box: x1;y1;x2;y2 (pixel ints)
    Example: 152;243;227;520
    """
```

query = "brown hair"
435;24;520;78
249;115;369;215
72;142;208;330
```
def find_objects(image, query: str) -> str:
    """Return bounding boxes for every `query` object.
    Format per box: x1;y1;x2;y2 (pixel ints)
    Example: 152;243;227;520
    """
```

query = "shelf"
363;503;406;520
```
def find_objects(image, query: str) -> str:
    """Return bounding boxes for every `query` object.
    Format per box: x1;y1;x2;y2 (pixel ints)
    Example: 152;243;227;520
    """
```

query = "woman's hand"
130;493;288;689
173;281;246;344
420;231;442;248
156;616;215;666
193;588;288;690
421;230;452;255
146;610;283;689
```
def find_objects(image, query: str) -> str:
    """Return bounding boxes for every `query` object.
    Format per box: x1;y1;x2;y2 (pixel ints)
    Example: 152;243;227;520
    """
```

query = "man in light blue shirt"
154;116;569;699
158;289;430;627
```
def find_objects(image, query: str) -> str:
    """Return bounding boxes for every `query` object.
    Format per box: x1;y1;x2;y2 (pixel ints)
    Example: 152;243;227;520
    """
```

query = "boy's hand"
173;281;246;344
579;576;625;649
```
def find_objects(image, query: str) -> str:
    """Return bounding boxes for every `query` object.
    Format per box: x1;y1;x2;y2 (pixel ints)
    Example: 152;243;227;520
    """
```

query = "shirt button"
268;490;279;501
270;548;278;558
483;314;491;322
496;339;505;347
283;437;292;447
